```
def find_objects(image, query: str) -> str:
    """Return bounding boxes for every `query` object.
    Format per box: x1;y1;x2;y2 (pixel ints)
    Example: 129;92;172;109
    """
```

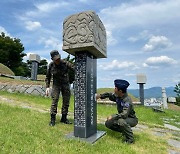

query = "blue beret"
114;79;130;90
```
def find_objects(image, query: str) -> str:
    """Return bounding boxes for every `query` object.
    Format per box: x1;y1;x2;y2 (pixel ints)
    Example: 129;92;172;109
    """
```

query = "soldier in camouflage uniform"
96;79;138;143
45;50;74;126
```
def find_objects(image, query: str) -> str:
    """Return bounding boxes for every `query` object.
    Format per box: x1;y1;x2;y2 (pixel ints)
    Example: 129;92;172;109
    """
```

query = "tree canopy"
174;82;180;97
0;32;26;75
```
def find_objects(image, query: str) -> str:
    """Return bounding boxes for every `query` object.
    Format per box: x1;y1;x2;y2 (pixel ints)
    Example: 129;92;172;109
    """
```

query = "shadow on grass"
97;124;124;141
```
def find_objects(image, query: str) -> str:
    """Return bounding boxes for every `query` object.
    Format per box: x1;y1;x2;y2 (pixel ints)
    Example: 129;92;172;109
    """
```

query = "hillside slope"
128;87;176;98
0;63;14;76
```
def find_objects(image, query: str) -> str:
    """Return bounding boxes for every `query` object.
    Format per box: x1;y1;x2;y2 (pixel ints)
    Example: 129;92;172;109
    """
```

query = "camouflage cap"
50;50;61;61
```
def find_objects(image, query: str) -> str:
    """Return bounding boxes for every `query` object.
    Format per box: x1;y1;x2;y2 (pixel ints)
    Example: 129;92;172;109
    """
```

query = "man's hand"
96;94;101;100
46;88;50;96
107;115;112;121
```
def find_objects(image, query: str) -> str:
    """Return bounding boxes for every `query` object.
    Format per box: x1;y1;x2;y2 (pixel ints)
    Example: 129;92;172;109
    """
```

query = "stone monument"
29;54;40;80
63;11;106;143
137;74;147;105
162;87;168;109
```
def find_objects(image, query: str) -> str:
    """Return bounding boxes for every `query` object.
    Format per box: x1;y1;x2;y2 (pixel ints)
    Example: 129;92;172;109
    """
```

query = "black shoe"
49;114;56;126
60;118;72;124
49;121;55;126
60;114;72;124
123;139;134;144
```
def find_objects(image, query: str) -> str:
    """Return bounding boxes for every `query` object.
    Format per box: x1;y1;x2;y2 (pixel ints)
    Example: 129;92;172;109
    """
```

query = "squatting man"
96;79;138;144
45;50;74;126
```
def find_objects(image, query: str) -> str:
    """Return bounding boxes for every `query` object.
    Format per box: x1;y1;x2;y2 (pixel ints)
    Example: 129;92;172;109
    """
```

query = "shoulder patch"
124;102;130;108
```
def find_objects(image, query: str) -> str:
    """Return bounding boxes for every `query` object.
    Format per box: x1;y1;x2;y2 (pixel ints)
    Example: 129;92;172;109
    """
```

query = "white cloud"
25;21;41;31
39;36;62;51
106;30;117;46
144;56;177;67
143;36;172;52
127;30;152;42
0;26;11;37
99;60;138;70
99;0;180;31
99;0;180;48
35;2;67;12
26;1;69;17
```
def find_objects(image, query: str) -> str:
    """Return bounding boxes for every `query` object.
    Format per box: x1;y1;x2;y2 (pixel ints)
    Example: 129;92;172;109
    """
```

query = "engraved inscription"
74;53;87;127
90;56;94;125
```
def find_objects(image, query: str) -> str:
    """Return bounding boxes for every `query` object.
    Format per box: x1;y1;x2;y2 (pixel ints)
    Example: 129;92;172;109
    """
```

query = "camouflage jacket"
100;93;137;119
45;60;74;88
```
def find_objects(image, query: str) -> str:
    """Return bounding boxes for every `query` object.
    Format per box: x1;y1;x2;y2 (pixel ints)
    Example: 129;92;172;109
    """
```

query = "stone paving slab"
165;124;180;131
168;139;180;149
168;149;180;154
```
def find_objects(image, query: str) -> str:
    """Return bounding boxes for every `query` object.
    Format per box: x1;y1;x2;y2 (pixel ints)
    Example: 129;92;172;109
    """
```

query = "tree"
26;59;48;76
38;59;48;75
174;82;180;97
174;82;180;106
0;32;26;75
13;62;30;77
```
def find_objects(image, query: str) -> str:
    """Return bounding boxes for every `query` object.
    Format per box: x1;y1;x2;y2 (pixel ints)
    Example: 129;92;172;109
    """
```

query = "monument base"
66;131;106;144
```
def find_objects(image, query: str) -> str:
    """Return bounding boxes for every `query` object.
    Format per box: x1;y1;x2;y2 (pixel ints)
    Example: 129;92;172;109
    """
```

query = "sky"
0;0;180;89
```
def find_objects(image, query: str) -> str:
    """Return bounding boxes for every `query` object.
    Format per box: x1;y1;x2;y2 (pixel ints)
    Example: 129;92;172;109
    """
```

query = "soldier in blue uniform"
96;79;138;143
45;50;74;126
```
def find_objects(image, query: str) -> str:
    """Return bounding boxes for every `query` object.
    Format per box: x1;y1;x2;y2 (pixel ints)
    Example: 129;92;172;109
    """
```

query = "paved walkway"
0;95;180;153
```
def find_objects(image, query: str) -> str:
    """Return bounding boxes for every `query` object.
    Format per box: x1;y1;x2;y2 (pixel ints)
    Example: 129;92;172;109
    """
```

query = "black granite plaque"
74;51;97;138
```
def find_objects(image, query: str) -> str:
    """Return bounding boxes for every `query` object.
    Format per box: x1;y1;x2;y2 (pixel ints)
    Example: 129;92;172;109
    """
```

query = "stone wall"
0;83;47;96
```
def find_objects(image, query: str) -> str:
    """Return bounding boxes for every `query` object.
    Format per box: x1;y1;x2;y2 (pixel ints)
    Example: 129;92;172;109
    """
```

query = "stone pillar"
29;54;40;80
63;11;106;143
137;74;147;105
139;84;144;105
74;52;97;138
162;87;168;109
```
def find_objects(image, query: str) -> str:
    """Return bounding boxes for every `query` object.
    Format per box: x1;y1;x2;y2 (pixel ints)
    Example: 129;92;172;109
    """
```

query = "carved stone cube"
29;54;40;63
137;74;147;84
62;11;107;58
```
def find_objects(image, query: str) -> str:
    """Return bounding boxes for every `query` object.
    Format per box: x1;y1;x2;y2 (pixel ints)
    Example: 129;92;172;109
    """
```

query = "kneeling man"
96;79;138;144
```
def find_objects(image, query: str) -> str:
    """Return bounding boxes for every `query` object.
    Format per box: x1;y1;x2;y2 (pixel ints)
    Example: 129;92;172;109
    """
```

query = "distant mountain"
128;87;176;99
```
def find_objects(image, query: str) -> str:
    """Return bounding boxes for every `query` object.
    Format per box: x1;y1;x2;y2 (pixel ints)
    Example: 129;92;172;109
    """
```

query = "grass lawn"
0;103;167;154
0;76;45;85
0;91;179;153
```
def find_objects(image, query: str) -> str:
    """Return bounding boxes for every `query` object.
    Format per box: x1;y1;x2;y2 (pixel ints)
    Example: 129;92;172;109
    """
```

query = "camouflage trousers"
105;114;138;141
50;84;71;115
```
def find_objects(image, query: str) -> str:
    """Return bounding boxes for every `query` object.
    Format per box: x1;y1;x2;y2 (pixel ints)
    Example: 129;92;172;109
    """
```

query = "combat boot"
49;114;56;126
123;139;134;144
60;114;72;124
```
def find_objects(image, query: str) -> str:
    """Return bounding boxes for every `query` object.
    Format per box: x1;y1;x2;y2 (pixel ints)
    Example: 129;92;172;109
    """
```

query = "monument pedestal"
66;131;106;144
